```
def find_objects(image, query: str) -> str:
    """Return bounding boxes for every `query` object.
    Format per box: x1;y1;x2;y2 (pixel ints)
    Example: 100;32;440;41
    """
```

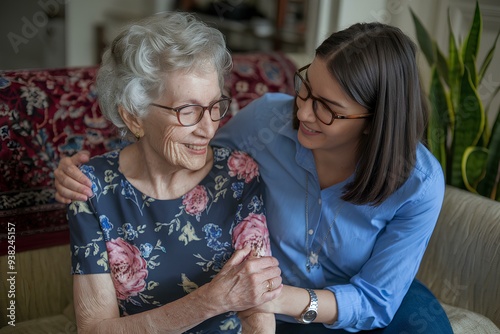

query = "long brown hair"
294;22;428;205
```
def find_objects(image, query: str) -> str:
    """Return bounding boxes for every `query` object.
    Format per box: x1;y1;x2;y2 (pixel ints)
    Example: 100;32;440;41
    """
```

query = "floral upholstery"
0;51;297;254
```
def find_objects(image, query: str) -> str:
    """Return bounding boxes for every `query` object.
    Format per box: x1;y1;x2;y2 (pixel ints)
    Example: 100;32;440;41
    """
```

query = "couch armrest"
417;185;500;328
0;244;73;327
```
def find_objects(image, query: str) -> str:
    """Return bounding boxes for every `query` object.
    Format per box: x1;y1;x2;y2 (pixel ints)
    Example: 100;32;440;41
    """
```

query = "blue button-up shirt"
211;93;445;331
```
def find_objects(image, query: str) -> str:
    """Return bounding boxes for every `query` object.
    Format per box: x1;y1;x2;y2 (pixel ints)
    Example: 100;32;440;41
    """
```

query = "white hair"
96;11;232;138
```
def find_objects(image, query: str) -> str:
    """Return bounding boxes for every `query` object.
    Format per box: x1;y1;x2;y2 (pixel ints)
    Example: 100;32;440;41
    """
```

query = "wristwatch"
297;288;318;324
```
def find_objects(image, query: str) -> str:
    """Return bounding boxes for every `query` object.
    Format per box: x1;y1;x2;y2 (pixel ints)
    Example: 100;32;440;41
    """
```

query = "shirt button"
308;229;314;235
318;198;322;205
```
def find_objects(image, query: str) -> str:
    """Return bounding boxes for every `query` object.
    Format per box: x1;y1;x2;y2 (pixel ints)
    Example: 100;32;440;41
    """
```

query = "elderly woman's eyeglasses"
150;96;231;127
294;64;372;125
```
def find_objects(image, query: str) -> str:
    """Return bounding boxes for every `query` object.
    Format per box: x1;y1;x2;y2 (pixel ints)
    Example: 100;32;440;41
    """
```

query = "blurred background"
0;0;498;117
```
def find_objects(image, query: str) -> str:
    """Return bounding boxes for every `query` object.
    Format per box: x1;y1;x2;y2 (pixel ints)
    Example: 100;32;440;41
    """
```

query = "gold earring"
135;132;141;140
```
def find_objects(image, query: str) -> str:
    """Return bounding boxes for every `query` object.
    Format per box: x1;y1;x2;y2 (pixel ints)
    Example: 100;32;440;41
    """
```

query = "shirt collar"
278;118;317;176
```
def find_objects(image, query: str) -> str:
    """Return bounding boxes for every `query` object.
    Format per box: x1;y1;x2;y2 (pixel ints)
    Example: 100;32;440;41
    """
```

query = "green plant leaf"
491;102;500;139
448;10;462;113
478;30;499;84
462;1;482;87
477;106;500;199
427;67;450;177
410;9;435;66
478;35;500;143
485;85;500;114
450;67;485;189
411;2;499;202
481;117;490;148
462;146;488;192
436;46;449;87
481;84;500;146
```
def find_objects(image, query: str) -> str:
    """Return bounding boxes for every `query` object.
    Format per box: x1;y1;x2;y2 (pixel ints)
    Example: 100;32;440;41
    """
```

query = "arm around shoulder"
54;150;93;202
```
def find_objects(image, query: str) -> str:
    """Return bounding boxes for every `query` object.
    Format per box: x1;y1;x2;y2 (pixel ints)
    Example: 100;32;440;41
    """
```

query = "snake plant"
411;1;500;201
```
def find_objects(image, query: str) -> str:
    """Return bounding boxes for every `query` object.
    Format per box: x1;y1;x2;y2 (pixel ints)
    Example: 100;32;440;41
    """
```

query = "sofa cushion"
441;303;500;334
0;313;76;334
417;186;500;328
0;244;73;328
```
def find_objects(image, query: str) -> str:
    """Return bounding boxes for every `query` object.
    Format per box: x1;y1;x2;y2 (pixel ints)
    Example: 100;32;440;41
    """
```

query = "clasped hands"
207;244;282;334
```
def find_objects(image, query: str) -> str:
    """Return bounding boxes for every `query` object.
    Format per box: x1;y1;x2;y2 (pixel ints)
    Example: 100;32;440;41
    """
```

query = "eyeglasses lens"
294;74;309;100
294;73;334;124
178;99;230;126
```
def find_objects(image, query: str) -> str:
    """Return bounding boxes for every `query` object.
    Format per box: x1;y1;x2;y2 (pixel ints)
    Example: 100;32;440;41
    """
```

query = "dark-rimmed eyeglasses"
294;64;372;125
150;95;231;127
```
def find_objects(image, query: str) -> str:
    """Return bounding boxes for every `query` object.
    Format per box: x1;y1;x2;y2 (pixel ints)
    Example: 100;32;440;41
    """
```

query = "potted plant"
410;1;500;201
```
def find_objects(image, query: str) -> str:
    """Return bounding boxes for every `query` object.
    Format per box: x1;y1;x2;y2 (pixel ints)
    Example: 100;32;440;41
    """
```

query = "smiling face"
136;67;222;172
295;58;370;157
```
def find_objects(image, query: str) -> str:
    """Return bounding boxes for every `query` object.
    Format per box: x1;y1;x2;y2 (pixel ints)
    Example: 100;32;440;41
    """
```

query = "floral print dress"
68;147;271;334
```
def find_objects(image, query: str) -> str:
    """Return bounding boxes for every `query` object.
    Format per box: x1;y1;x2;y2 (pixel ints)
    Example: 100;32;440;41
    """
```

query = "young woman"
56;22;452;333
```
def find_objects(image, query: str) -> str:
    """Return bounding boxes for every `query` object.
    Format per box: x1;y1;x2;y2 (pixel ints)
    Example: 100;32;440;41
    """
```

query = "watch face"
304;310;317;322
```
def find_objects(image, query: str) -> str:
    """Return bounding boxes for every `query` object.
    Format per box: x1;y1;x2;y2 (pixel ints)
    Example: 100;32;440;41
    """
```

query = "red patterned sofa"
0;52;297;331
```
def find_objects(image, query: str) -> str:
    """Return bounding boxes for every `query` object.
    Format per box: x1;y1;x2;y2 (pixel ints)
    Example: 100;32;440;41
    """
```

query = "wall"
326;0;500;126
0;0;66;70
66;0;156;67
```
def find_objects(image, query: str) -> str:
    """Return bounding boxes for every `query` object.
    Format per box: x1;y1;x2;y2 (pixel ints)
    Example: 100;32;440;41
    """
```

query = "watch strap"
297;288;318;324
306;288;318;312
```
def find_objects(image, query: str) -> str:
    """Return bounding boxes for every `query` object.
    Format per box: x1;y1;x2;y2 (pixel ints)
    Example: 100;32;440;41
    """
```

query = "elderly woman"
66;12;282;333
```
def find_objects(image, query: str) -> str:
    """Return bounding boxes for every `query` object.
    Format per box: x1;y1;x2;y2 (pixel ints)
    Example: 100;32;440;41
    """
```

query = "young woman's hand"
199;245;282;314
54;150;93;203
239;312;276;334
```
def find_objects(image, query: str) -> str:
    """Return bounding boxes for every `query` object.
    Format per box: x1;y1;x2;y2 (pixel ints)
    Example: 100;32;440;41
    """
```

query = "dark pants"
276;280;453;334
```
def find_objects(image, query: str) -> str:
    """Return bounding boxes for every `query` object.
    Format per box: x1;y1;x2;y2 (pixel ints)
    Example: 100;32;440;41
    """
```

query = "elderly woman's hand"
199;245;282;314
54;150;93;203
239;312;276;334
